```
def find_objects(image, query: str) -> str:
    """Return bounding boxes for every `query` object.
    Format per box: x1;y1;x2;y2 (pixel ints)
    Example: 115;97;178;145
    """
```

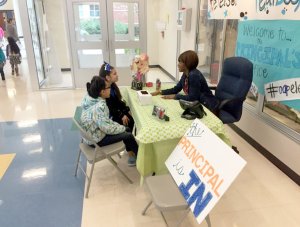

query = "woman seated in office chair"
99;62;135;132
80;76;138;167
151;50;219;112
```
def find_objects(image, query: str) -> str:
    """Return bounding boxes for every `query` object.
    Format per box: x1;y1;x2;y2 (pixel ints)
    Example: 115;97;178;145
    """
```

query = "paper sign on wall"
165;119;246;224
264;78;300;102
208;0;300;20
236;20;300;110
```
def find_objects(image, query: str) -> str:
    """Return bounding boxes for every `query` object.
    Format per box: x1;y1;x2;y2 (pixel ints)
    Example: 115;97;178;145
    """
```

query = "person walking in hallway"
6;37;21;76
6;19;19;42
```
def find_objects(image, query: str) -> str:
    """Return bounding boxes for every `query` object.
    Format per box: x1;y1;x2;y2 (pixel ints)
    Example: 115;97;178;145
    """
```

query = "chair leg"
74;149;82;177
110;156;117;164
107;157;133;184
205;214;211;227
160;211;169;227
141;201;152;215
133;124;137;136
175;208;190;227
232;145;239;154
85;161;95;198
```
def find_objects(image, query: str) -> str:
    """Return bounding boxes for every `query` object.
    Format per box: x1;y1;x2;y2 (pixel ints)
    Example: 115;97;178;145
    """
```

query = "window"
196;7;300;136
90;4;99;17
196;1;224;86
263;100;300;133
223;20;258;108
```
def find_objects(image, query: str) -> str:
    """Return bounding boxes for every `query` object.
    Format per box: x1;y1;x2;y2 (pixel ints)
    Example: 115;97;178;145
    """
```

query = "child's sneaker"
127;156;136;167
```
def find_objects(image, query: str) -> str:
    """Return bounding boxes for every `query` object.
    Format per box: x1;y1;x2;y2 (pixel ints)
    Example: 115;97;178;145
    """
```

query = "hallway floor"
0;61;299;227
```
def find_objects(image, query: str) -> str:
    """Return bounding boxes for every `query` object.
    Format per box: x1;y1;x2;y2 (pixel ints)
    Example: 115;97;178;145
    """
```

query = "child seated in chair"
99;62;135;132
80;76;138;167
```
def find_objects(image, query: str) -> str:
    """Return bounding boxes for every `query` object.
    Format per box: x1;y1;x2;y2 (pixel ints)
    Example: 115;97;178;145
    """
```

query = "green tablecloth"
122;86;231;178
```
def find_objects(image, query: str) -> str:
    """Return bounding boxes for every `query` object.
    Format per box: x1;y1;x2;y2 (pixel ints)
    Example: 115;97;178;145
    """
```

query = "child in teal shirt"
0;47;6;81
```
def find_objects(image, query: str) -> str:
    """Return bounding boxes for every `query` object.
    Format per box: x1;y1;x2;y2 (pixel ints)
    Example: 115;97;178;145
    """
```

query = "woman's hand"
122;115;130;126
162;94;176;99
151;90;161;96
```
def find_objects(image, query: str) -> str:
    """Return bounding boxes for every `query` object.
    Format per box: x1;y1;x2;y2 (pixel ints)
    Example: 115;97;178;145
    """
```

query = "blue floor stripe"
0;118;86;227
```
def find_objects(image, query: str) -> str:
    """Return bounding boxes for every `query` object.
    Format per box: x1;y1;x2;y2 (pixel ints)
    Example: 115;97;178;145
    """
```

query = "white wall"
157;0;179;77
44;0;70;69
237;110;300;176
18;0;39;91
146;0;198;77
180;0;197;52
12;0;23;37
146;0;159;65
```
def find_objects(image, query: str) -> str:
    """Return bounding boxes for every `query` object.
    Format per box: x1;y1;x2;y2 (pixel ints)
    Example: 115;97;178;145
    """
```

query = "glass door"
66;0;109;88
66;0;145;88
106;0;145;85
27;0;46;86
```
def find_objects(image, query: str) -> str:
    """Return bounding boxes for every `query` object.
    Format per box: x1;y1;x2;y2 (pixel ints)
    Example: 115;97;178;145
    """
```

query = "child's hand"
122;115;130;126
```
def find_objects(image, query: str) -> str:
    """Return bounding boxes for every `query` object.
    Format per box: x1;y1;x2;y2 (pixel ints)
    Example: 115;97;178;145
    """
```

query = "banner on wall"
165;119;246;224
236;20;300;110
208;0;255;20
208;0;300;20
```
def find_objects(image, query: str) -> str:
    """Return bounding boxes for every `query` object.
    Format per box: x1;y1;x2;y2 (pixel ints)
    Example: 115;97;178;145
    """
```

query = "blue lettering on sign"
186;122;205;137
258;0;300;12
278;81;300;96
236;42;300;70
179;170;213;217
279;85;290;96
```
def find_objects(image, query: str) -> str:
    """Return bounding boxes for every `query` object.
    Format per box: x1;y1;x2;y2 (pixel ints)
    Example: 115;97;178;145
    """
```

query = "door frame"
65;0;109;88
106;0;146;85
65;0;146;88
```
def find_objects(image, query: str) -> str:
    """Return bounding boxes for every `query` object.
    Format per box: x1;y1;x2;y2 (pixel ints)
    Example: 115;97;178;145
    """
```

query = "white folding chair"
142;174;211;227
73;106;133;198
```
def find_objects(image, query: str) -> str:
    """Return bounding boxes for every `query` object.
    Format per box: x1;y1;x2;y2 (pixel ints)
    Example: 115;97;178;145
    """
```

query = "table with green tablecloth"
122;85;231;179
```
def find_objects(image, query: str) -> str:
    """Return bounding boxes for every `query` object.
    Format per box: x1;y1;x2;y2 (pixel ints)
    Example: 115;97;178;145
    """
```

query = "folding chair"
73;106;133;198
142;174;211;227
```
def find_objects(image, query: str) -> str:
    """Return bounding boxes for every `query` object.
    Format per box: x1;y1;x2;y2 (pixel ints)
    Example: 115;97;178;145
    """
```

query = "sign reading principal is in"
165;119;246;224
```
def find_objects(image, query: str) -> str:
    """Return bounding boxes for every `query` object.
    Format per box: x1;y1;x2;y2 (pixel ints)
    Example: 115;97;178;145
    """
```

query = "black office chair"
212;57;253;152
213;56;253;124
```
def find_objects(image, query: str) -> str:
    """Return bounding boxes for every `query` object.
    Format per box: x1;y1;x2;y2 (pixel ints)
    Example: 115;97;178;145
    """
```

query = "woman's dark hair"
178;50;199;71
99;63;122;100
7;37;20;54
86;76;106;99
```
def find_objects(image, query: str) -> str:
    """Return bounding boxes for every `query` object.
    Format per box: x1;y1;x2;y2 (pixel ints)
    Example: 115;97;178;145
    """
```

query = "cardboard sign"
165;119;246;224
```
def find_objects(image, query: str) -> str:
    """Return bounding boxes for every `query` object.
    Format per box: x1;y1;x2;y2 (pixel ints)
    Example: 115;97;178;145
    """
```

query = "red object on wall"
210;62;219;85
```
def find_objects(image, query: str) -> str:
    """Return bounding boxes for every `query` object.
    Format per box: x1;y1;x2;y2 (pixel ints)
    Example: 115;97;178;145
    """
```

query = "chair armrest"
217;98;244;110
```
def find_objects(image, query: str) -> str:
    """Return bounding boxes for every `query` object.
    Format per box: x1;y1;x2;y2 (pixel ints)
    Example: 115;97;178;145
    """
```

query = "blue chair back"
215;57;253;124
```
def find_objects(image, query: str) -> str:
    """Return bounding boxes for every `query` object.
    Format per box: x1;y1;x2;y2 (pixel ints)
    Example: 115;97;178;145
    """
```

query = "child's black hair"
86;76;106;99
